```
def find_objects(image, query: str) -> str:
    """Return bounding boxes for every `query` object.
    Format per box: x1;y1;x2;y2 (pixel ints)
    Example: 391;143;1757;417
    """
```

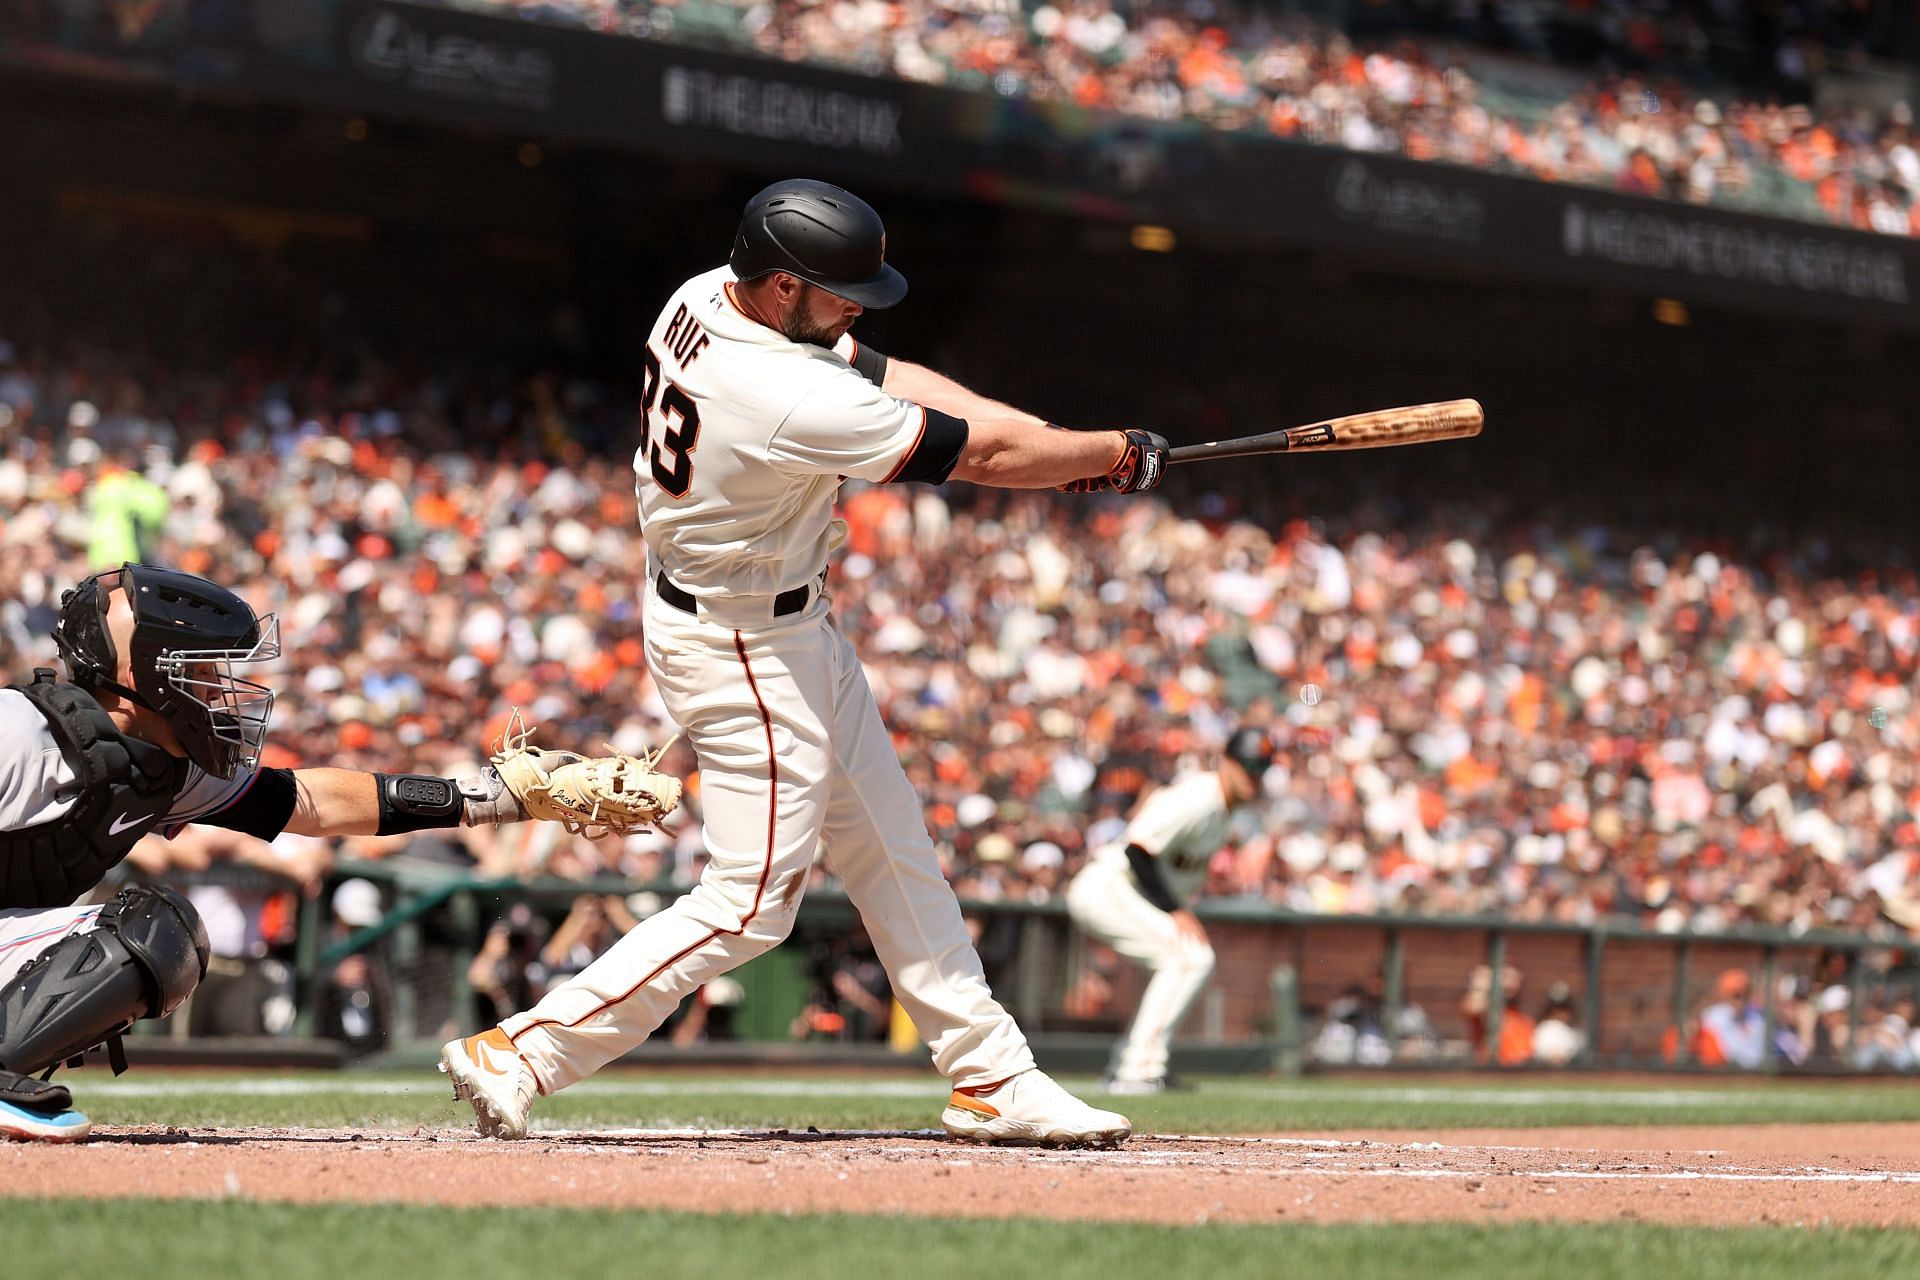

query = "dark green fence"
138;858;1917;1075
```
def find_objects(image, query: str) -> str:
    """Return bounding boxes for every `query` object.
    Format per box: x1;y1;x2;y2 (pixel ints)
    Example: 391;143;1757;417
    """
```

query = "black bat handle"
1167;431;1297;464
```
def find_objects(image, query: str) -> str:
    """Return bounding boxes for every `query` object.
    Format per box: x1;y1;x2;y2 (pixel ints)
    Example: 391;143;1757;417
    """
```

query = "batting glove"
1058;429;1170;494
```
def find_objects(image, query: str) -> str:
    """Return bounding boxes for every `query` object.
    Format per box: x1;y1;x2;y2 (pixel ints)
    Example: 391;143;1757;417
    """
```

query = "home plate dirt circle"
6;1124;1920;1227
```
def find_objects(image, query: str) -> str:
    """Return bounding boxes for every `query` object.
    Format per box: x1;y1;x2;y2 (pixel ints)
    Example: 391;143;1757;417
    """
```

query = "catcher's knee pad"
0;885;210;1077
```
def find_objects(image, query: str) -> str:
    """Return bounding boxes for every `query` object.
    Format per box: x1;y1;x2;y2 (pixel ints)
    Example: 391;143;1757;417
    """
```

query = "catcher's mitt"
489;711;682;838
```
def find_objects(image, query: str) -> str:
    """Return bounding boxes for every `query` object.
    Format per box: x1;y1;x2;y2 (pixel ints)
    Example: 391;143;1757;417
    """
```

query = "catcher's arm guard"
462;711;682;838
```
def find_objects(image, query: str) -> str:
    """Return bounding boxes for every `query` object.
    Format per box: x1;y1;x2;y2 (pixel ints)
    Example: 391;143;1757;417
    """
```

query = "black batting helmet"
1225;726;1277;782
729;179;908;309
54;564;280;780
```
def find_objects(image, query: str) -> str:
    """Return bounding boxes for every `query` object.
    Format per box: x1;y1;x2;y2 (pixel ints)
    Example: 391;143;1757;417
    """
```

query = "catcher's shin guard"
0;885;210;1077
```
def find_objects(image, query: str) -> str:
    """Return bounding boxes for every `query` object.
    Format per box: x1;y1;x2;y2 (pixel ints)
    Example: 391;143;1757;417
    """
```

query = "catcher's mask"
53;563;280;780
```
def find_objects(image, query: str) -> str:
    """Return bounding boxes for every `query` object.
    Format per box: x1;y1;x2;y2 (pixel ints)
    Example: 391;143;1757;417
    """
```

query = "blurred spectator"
792;928;892;1043
1807;948;1857;1059
86;444;170;568
669;976;745;1046
1062;935;1122;1027
1531;980;1585;1064
1313;972;1436;1063
542;893;639;981
1770;974;1813;1065
322;877;391;1053
1813;982;1855;1059
468;904;552;1026
1314;982;1391;1065
1854;991;1918;1070
127;825;324;1038
1462;962;1534;1064
1695;968;1767;1068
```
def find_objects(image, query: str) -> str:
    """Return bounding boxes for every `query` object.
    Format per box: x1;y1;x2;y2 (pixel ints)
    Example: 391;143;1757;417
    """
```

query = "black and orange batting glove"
1057;429;1170;494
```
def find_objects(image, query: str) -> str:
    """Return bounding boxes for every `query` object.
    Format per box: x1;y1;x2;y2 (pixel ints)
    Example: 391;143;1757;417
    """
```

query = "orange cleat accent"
945;1091;1001;1119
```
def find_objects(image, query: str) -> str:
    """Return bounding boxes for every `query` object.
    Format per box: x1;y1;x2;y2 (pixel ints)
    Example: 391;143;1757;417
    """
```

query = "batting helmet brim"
818;261;908;310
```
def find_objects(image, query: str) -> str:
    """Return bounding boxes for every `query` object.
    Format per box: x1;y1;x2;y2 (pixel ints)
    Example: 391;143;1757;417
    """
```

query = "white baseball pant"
0;906;104;988
1065;860;1214;1083
501;582;1035;1091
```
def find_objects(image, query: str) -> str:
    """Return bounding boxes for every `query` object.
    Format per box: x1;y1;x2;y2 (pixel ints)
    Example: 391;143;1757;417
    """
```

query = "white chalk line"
1154;1166;1920;1186
123;1124;1920;1187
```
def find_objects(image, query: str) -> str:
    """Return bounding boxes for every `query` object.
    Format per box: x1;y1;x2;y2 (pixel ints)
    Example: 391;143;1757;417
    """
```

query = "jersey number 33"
638;346;700;498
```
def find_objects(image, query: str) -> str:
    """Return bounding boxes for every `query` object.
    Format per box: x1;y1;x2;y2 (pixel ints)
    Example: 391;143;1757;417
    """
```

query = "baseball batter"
442;178;1170;1147
1066;727;1275;1093
0;563;659;1142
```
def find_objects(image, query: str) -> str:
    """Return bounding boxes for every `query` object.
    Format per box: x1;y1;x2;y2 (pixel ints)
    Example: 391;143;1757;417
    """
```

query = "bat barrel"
1167;398;1482;464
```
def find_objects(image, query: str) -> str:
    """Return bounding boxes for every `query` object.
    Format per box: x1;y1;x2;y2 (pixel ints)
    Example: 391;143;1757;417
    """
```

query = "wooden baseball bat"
1167;399;1483;465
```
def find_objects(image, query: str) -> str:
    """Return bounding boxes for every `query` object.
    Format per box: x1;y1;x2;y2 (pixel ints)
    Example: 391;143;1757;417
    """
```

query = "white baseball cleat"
439;1029;539;1140
941;1069;1132;1148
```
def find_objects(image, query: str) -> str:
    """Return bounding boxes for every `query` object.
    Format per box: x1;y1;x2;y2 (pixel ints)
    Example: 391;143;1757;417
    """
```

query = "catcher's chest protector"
0;671;185;909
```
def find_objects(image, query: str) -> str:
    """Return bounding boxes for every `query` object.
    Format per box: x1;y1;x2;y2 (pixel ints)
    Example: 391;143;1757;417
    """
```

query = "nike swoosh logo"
469;1036;528;1080
109;813;155;835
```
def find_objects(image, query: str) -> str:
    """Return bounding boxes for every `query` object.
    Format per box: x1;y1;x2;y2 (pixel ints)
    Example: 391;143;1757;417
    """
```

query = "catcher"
0;563;677;1142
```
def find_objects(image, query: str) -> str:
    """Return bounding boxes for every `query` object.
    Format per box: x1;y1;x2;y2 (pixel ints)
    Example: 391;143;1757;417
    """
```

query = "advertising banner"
4;0;1913;328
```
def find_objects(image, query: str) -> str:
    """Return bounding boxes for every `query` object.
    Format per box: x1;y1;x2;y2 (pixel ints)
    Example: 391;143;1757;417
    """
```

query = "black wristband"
375;773;463;835
850;341;889;386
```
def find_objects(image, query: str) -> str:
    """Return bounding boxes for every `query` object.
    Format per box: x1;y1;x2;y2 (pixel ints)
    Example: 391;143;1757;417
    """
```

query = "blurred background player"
1066;726;1275;1094
0;563;620;1142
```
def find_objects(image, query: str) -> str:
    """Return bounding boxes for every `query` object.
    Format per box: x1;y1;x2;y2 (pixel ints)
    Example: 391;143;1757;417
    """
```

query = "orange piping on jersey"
723;280;780;333
881;407;929;484
508;926;723;1055
509;631;782;1048
734;628;782;925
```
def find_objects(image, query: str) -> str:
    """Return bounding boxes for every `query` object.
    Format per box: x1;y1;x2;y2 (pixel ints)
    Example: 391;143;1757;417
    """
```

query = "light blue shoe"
0;1096;93;1143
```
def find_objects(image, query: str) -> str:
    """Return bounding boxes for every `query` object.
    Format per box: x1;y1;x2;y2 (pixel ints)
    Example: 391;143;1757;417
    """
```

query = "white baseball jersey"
634;266;962;598
1093;770;1231;907
496;260;1034;1098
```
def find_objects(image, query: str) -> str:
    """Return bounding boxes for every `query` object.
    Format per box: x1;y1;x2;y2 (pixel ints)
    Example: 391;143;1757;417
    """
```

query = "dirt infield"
7;1123;1920;1226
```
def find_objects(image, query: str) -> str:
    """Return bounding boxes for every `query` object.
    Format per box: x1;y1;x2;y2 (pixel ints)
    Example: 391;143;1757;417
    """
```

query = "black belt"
656;572;811;617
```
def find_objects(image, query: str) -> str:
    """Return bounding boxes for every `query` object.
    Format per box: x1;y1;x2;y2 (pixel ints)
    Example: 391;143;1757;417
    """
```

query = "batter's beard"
780;286;845;347
782;311;842;347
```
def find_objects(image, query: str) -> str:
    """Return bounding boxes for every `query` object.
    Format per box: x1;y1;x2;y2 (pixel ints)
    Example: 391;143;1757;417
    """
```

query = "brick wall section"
1082;918;1838;1057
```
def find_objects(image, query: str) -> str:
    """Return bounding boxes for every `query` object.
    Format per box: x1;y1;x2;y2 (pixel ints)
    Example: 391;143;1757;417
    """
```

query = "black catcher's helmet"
53;563;280;780
1224;726;1277;783
729;179;908;309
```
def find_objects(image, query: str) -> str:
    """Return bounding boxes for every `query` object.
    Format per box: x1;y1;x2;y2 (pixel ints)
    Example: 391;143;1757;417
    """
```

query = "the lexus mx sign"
349;9;556;112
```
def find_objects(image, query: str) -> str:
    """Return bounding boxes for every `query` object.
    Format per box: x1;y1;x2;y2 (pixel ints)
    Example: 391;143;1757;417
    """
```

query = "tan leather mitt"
489;712;682;838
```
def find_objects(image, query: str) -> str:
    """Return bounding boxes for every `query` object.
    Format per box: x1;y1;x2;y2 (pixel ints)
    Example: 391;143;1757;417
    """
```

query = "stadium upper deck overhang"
2;0;1914;333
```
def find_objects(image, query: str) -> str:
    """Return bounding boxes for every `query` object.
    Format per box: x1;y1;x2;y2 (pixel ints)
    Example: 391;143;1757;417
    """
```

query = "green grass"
66;1069;1920;1133
3;1200;1917;1280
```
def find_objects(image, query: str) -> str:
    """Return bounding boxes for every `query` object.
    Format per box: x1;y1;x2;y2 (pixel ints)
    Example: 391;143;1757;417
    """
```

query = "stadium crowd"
2;341;1916;949
463;0;1920;235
